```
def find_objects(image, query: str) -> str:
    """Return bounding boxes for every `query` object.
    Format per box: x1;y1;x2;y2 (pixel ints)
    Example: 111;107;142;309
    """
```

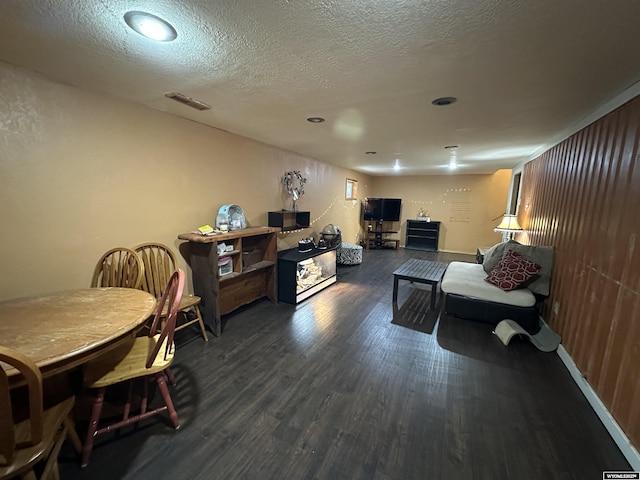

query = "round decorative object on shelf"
217;204;247;230
320;224;342;248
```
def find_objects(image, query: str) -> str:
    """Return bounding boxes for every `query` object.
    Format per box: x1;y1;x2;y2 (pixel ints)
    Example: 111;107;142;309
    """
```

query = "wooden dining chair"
0;347;78;480
91;247;144;289
81;269;185;467
133;242;208;341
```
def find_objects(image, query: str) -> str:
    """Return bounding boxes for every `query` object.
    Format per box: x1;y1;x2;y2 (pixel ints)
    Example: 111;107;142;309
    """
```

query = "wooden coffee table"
392;259;448;310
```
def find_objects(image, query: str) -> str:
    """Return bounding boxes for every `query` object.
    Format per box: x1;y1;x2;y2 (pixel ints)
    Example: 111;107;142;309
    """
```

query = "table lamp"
494;214;523;241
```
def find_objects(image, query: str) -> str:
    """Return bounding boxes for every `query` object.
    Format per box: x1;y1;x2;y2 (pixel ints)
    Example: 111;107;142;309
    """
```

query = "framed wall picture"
345;178;358;200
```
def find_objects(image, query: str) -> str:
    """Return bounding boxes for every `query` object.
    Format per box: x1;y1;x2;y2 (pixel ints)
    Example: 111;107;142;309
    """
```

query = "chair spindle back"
145;269;185;368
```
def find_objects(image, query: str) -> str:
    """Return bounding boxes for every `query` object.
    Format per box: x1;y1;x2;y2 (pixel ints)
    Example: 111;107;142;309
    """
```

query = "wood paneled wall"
519;96;640;449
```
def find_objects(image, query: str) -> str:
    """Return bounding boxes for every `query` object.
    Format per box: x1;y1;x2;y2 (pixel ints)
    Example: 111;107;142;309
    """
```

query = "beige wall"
1;62;510;300
369;172;512;253
0;62;370;299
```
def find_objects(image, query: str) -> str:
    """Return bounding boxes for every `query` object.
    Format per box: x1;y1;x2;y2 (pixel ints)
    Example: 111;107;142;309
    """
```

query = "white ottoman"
337;242;363;265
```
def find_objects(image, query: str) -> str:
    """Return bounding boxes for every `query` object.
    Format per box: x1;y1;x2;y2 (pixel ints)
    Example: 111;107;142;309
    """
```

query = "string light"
278;196;347;234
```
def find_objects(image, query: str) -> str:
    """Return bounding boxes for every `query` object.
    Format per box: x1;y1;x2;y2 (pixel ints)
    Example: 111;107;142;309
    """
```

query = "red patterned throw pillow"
485;249;541;291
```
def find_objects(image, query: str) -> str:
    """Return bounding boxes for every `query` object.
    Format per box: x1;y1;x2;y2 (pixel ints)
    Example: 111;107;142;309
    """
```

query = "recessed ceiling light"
307;117;325;123
432;97;457;106
124;11;177;42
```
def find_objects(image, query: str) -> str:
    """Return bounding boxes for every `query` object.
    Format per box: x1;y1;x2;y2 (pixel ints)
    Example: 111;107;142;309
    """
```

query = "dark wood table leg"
430;281;437;310
392;275;399;303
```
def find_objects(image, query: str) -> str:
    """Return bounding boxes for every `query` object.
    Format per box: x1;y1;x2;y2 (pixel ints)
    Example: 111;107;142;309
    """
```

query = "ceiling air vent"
164;92;211;111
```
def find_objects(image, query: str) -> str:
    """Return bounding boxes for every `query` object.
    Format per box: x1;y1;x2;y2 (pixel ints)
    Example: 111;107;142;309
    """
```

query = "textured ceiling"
1;0;640;175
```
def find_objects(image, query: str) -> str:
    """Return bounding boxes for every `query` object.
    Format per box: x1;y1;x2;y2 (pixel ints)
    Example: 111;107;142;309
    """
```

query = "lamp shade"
494;214;523;232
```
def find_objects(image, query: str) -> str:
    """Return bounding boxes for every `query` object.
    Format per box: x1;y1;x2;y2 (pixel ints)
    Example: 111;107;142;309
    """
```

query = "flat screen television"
381;198;402;221
363;197;383;221
363;198;401;221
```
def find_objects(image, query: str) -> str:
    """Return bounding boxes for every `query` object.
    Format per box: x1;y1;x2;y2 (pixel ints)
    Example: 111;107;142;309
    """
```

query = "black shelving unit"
268;210;310;232
405;220;440;251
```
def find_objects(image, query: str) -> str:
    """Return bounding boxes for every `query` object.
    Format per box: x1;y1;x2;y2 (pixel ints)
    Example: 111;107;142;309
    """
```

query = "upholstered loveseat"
441;241;554;334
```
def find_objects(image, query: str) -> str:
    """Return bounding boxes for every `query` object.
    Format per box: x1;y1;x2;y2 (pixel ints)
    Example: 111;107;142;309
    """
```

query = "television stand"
365;221;400;250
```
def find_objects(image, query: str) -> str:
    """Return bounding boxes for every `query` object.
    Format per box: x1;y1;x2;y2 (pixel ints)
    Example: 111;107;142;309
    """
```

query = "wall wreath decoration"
282;170;307;209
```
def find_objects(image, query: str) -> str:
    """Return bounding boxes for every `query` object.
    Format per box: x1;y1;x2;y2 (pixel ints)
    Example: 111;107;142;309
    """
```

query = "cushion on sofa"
441;261;536;307
502;244;554;296
485;250;541;291
482;239;521;273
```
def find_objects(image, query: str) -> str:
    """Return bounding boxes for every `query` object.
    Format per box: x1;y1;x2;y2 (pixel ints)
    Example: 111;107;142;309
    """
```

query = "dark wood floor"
59;248;631;480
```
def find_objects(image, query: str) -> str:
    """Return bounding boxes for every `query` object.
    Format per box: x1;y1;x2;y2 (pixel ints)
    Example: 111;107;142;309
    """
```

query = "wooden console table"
178;227;278;336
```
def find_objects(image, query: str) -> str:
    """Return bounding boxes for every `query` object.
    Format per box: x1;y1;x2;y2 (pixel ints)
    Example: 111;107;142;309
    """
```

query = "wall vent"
164;92;211;111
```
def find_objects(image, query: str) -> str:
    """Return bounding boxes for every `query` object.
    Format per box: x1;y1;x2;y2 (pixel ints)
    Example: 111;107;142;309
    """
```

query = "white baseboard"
557;345;640;470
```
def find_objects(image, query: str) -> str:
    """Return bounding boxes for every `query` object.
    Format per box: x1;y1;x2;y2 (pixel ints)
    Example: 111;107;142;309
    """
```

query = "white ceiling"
1;0;639;175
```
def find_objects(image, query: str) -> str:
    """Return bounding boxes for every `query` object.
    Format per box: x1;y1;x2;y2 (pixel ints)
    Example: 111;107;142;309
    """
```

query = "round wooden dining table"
0;287;156;385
